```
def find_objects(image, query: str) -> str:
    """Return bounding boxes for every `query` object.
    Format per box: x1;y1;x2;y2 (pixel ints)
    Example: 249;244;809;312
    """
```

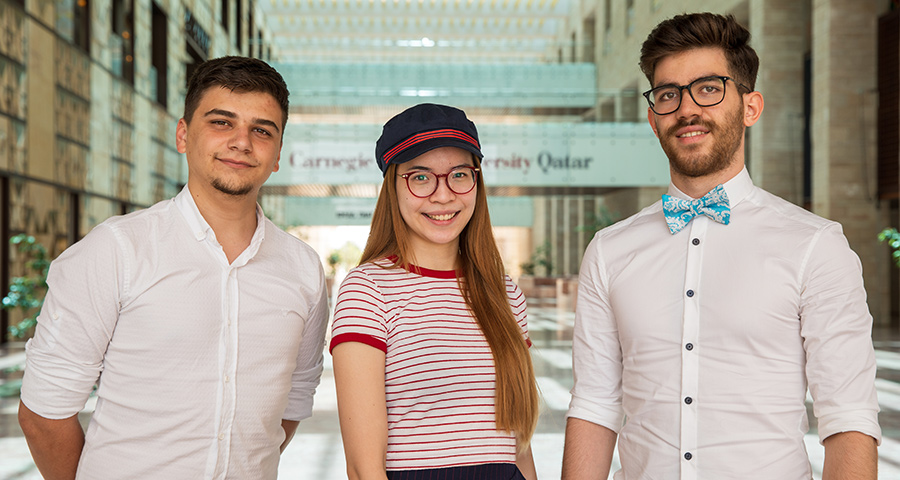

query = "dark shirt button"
692;238;700;246
685;396;693;405
685;343;693;351
684;452;692;461
686;289;694;297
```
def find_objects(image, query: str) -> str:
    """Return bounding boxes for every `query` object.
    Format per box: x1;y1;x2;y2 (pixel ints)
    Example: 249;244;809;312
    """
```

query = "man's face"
647;47;748;180
176;86;283;198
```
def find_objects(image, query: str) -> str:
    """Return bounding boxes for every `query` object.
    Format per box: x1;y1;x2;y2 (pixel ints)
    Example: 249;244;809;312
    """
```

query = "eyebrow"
405;162;474;172
203;108;281;134
653;73;722;88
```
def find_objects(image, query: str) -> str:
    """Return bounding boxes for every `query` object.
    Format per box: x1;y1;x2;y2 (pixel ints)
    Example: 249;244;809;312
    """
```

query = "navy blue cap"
375;103;482;176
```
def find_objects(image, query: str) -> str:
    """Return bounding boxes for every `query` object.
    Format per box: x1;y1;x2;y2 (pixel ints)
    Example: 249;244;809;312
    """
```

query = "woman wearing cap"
330;103;540;480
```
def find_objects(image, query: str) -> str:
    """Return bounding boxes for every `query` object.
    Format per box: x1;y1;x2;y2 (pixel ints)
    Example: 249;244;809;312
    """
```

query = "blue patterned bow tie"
662;185;731;234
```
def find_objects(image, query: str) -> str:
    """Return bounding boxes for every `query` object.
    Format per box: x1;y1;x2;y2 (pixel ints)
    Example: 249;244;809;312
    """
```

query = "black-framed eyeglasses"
642;75;751;115
398;166;480;198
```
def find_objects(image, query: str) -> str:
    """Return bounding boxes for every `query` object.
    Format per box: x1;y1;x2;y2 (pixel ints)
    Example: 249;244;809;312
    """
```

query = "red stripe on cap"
383;129;479;165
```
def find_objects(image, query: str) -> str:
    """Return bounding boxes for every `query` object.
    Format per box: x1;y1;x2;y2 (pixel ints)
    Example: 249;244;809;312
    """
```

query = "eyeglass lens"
406;168;477;197
649;76;727;115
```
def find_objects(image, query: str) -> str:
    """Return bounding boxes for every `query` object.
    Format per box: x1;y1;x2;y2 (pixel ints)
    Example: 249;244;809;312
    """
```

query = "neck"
408;242;460;271
671;161;744;199
189;181;260;263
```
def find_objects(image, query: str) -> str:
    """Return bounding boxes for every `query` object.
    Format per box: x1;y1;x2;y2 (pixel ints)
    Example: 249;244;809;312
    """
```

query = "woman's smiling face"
396;146;477;264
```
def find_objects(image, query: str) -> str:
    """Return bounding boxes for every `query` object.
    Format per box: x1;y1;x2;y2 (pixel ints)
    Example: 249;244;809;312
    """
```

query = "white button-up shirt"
568;168;881;479
21;187;329;479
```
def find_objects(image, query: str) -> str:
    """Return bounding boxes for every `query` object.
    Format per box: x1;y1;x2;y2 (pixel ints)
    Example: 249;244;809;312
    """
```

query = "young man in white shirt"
562;12;881;480
17;56;329;479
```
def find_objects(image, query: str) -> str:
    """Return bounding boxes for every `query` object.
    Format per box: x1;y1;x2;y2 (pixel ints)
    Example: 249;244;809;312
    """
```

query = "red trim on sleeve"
329;332;388;354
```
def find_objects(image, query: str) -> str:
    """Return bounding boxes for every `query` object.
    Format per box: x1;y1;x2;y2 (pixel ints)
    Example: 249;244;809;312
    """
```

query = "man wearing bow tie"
562;12;880;480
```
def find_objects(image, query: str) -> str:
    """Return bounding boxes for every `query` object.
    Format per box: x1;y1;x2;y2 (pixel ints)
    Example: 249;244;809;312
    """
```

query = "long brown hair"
359;155;540;449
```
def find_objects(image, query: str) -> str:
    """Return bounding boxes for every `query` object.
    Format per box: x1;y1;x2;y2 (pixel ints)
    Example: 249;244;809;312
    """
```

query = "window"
151;3;168;107
57;0;91;52
604;0;611;32
570;32;576;62
256;28;264;59
582;15;595;63
878;11;899;200
248;0;255;57
112;0;135;85
220;0;229;31
235;0;243;52
626;0;635;36
185;6;209;89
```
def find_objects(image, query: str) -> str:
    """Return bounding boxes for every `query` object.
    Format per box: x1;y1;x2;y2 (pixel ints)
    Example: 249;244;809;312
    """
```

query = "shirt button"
684;452;692;460
692;238;700;246
685;396;693;405
225;376;230;383
686;289;694;297
685;343;694;351
218;433;225;440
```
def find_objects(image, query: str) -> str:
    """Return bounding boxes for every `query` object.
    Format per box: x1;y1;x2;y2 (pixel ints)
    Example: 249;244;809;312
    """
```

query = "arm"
283;261;330;423
561;417;617;480
800;226;881;446
18;401;84;480
822;431;877;480
564;236;624;479
19;225;123;477
516;444;538;480
333;342;389;480
280;419;300;452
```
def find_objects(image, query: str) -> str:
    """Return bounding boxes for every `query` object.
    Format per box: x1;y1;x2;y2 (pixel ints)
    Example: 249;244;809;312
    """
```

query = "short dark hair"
183;56;290;132
639;12;759;91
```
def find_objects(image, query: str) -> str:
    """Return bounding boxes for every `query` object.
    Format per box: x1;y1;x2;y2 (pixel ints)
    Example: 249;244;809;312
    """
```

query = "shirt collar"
666;166;754;208
174;185;267;254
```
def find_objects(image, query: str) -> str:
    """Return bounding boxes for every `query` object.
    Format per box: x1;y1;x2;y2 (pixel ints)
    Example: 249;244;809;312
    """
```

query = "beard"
211;178;253;196
657;102;745;178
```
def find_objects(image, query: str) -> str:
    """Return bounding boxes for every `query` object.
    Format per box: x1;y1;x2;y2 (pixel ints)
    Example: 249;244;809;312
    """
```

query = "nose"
675;90;703;119
228;128;252;152
429;175;456;202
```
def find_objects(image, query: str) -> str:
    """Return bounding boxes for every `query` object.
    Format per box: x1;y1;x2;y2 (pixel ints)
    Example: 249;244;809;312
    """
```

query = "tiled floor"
2;307;900;479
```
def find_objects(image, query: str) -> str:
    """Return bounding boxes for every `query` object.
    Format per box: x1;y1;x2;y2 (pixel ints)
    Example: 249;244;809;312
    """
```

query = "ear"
742;91;764;127
176;118;188;154
647;107;660;138
273;140;282;173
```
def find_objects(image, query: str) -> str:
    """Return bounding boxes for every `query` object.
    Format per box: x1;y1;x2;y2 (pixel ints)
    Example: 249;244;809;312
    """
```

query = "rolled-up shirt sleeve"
283;259;329;422
21;224;124;419
800;223;882;445
566;234;625;432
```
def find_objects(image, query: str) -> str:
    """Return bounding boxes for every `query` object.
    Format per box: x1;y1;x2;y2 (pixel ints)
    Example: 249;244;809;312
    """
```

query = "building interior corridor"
1;0;899;477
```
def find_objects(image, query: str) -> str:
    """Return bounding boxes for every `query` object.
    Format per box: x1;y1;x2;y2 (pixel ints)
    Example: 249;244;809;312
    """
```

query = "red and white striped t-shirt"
329;259;529;471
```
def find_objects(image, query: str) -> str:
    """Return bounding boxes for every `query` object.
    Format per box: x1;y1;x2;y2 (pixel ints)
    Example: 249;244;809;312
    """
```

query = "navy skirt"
386;463;525;480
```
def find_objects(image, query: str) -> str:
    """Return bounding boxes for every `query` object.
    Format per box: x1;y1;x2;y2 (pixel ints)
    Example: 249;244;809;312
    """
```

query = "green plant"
326;251;341;277
2;234;49;339
879;228;900;268
520;241;553;276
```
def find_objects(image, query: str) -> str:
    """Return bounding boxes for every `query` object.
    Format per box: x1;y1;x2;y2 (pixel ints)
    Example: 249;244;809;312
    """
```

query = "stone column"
811;0;890;325
748;0;809;205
